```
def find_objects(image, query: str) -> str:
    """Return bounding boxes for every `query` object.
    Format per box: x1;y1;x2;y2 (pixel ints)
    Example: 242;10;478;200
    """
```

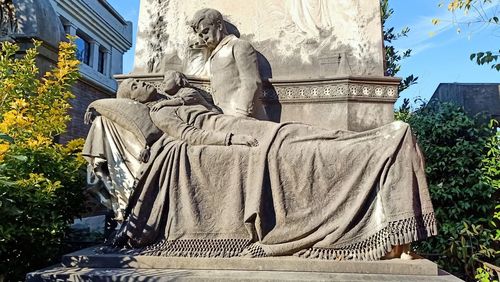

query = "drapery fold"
84;112;436;260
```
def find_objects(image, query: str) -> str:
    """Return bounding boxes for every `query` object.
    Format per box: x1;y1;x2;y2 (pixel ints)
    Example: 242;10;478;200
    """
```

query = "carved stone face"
118;79;158;103
196;19;224;50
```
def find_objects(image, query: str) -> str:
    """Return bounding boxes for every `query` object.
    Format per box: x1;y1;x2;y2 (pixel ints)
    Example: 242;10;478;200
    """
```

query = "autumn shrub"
397;102;499;281
0;40;86;281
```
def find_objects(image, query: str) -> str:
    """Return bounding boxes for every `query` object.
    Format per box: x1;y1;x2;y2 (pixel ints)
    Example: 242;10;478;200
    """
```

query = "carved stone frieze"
117;74;400;103
263;83;398;101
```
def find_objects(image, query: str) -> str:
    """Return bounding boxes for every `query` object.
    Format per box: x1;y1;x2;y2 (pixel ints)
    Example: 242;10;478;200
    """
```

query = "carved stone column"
63;22;78;36
104;49;112;77
90;40;100;69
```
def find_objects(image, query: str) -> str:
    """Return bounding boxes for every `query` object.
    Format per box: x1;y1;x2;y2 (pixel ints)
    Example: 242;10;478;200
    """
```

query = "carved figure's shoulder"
232;37;254;50
231;37;256;57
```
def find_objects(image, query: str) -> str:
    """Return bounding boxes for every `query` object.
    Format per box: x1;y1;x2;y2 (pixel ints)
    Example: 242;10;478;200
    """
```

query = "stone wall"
135;0;385;79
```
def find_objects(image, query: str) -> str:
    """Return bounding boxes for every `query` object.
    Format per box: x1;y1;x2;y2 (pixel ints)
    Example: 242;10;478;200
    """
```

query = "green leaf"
11;155;28;162
0;133;14;143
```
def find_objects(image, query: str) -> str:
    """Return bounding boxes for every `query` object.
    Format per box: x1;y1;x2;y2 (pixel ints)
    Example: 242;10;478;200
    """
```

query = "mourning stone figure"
82;8;437;261
190;8;267;119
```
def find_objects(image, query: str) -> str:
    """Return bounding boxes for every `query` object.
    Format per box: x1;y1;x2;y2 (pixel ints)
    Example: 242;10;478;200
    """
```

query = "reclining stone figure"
117;73;259;147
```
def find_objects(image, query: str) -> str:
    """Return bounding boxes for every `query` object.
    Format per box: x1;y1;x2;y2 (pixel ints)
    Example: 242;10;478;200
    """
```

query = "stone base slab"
57;247;440;276
26;247;464;282
27;266;462;282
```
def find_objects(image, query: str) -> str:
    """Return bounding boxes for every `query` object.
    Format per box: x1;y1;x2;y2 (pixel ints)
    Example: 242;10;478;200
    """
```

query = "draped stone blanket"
84;112;436;261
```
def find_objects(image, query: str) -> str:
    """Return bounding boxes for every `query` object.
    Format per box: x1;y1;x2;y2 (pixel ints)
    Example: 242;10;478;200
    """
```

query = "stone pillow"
85;98;163;162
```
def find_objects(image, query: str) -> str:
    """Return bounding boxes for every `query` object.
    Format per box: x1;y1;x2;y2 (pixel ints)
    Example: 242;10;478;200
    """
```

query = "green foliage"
0;144;86;280
0;40;86;281
476;263;499;282
470;51;500;71
394;98;412;122
432;0;500;71
380;0;419;92
400;102;499;281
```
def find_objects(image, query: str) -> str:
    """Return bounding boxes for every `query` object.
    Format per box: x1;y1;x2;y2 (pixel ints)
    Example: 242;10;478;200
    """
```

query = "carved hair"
116;78;134;99
162;70;191;95
190;8;226;33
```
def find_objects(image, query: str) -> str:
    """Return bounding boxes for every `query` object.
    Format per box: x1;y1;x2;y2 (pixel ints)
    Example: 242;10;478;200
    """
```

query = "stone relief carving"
134;0;385;78
268;83;398;100
287;0;335;38
0;0;17;37
174;80;398;101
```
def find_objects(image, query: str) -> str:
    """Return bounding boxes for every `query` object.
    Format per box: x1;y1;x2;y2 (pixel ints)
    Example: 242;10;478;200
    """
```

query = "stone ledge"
61;247;439;276
114;74;400;102
27;266;462;282
114;73;399;131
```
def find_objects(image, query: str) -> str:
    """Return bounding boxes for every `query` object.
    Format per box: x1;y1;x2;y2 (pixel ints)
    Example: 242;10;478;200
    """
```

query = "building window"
98;49;106;74
75;34;90;65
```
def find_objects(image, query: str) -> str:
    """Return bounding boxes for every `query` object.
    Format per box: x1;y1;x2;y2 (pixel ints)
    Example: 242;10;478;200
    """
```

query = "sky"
107;0;499;108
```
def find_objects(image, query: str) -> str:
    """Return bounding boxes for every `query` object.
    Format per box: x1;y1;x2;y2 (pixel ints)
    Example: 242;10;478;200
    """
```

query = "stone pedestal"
261;76;399;131
27;247;461;281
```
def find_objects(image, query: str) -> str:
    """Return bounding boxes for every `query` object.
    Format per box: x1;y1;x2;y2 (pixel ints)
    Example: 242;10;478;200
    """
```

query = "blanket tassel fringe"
295;212;437;261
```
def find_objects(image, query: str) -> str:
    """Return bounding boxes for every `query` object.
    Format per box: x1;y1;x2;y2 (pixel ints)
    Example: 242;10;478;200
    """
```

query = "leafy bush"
0;40;86;281
397;102;499;281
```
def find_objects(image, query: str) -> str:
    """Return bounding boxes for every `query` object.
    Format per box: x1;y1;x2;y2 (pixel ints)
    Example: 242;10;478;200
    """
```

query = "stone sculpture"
83;8;436;261
119;74;260;147
189;8;265;119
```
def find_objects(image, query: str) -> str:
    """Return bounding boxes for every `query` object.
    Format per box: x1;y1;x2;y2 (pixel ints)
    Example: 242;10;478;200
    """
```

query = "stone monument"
78;5;437;259
29;3;446;281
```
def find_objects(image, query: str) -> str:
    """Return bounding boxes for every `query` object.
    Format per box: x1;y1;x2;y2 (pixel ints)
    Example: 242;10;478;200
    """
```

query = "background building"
52;0;133;142
429;83;500;121
1;0;132;142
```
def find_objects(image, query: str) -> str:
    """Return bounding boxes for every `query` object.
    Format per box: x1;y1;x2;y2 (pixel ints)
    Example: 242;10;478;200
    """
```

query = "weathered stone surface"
28;252;463;282
80;7;435;274
59;247;440;276
28;267;463;282
135;0;385;80
130;2;398;130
